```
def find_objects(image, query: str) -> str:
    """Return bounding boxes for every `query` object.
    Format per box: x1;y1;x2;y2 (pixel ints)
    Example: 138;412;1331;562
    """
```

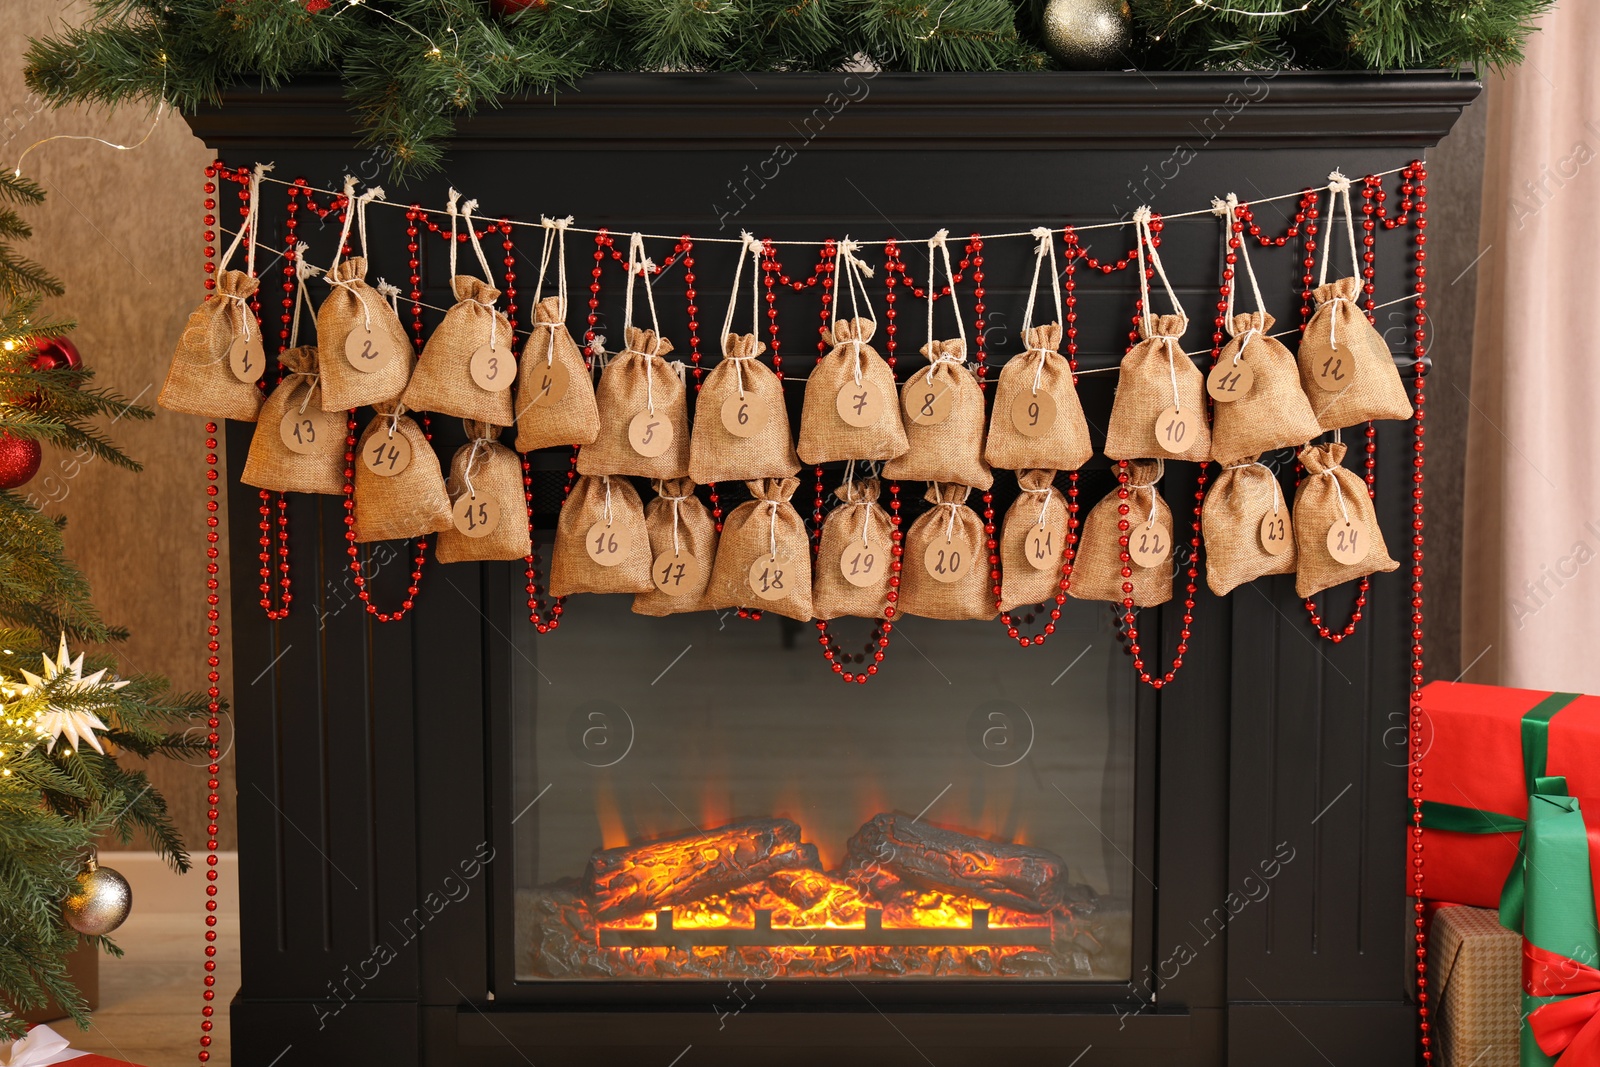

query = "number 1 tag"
923;539;968;584
470;345;515;392
1154;406;1193;454
628;409;674;458
747;555;792;601
652;551;704;596
1206;359;1254;402
362;431;412;477
586;521;632;567
1010;389;1056;438
1127;521;1171;568
228;324;266;384
839;539;885;588
721;394;766;438
1325;518;1367;564
452;495;500;539
1024;525;1058;571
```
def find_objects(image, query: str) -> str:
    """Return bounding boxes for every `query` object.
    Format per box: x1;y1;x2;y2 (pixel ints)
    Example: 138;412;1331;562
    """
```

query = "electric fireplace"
201;72;1478;1066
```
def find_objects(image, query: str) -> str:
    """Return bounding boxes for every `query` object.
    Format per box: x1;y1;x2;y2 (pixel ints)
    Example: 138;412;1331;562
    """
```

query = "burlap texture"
1210;312;1323;464
813;477;895;620
689;332;800;484
882;340;993;489
1299;277;1414;431
514;297;599;452
158;270;265;422
796;318;909;464
549;475;654;596
1202;457;1296;596
1069;459;1174;607
577;328;690;479
632;479;719;617
402;276;516;425
984;324;1094;473
435;425;532;564
351;406;453;543
317;257;415;411
705;478;814;622
1292;441;1399;598
899;484;995;621
241;347;345;495
1103;315;1211;463
999;470;1071;613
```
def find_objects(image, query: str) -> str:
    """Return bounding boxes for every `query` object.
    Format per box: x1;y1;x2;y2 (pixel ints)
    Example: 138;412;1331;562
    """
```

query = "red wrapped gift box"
1418;681;1600;911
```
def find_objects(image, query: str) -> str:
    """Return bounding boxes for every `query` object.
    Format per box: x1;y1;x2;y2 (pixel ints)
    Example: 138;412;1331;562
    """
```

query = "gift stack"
1419;683;1600;1067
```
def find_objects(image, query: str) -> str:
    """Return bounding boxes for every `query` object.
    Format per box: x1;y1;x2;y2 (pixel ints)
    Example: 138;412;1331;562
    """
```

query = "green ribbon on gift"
1519;789;1600;1067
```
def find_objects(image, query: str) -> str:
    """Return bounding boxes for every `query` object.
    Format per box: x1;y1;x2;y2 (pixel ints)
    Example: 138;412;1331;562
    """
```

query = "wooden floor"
57;852;239;1067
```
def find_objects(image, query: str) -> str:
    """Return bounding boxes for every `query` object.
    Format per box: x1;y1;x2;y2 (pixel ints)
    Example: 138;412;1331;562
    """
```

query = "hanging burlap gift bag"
899;483;994;621
813;467;895;620
1202;457;1295;596
435;422;532;564
578;234;691;479
690;233;800;484
351;403;453;543
1292;439;1399;598
797;241;908;465
514;218;599;452
1103;209;1211;464
1297;173;1413;431
883;231;992;489
705;478;814;622
549;474;654;596
632;479;718;617
1070;459;1174;607
159;163;270;422
403;191;516;424
985;228;1094;473
999;470;1073;613
316;180;415;411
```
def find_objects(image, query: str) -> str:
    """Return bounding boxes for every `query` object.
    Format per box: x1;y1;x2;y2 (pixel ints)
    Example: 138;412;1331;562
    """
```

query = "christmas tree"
0;170;204;1041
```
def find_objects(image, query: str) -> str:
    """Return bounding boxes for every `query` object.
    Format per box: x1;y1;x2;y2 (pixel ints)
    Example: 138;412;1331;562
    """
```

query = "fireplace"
200;72;1477;1066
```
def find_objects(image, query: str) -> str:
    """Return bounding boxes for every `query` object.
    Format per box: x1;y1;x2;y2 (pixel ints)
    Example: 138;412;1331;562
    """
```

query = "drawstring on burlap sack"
838;238;877;387
448;190;500;354
622;233;668;413
1127;457;1165;532
1134;207;1187;416
719;231;765;399
1021;227;1064;395
1316;171;1361;350
924;229;969;382
213;162;274;352
655;484;695;558
287;247;325;415
1018;480;1056;528
325;176;385;334
532;215;573;367
1224;460;1285;519
1216;193;1268;355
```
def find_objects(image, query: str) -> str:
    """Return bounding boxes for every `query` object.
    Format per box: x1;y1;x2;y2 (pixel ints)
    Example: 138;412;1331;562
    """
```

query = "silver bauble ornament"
63;857;133;936
1041;0;1132;70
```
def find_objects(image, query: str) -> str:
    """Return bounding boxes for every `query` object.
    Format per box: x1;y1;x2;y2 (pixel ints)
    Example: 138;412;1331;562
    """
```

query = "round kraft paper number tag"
362;431;412;478
470;345;515;392
923;539;968;584
344;325;396;374
1326;518;1367;564
1024;525;1058;571
1128;521;1171;568
839;539;885;588
586;521;632;567
1206;359;1254;403
835;381;884;428
1011;389;1056;438
653;551;704;597
228;326;266;384
904;379;954;426
629;410;674;458
1259;510;1292;556
1154;406;1194;455
1313;348;1356;393
452;495;500;539
747;556;793;601
524;357;569;408
279;405;343;455
721;394;766;439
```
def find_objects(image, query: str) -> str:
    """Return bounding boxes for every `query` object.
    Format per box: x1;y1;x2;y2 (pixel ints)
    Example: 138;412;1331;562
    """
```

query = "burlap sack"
1298;277;1414;431
435;424;532;564
632;479;718;617
351;405;453;543
998;470;1072;613
705;478;814;622
882;340;992;489
985;324;1094;473
1210;312;1322;464
577;328;690;479
1292;441;1399;598
898;484;994;621
158;270;266;422
1202;457;1296;596
241;347;346;495
514;296;599;452
1069;459;1174;607
1103;315;1211;463
317;257;415;411
689;332;800;484
402;276;516;425
796;318;908;465
813;476;895;620
548;475;654;596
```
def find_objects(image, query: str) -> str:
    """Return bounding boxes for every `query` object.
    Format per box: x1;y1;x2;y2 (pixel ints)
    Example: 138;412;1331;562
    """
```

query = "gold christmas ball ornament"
1041;0;1132;70
63;856;133;936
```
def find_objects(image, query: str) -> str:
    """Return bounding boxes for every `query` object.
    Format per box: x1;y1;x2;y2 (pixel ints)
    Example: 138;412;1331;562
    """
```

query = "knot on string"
920;337;967;382
653;479;696;557
540;215;574;231
929;227;950;251
826;317;876;347
1223;459;1285;516
1327;170;1352;195
923;483;971;544
1209;197;1231;217
837;238;875;279
1016;470;1059;528
623;326;673;361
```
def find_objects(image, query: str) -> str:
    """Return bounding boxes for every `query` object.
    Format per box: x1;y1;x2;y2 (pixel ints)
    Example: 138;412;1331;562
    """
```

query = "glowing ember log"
842;813;1066;913
585;817;821;921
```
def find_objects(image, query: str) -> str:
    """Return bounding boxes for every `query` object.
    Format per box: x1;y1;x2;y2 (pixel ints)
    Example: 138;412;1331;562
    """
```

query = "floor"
54;852;239;1067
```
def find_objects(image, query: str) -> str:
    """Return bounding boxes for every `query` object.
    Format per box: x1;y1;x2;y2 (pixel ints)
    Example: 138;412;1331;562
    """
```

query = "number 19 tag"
839;539;885;588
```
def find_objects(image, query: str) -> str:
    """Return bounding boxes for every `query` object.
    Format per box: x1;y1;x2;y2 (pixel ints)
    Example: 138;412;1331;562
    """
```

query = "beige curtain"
1463;5;1600;693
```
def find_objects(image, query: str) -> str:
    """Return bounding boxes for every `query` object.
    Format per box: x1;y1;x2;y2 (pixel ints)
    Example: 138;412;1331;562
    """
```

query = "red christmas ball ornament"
0;432;42;489
29;336;84;378
490;0;548;15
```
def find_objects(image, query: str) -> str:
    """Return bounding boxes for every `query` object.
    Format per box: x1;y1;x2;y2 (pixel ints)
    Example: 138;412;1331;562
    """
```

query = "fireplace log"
585;817;821;920
842;813;1066;913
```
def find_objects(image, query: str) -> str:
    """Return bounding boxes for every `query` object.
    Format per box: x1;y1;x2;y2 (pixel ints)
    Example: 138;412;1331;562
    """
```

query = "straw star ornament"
19;635;129;755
